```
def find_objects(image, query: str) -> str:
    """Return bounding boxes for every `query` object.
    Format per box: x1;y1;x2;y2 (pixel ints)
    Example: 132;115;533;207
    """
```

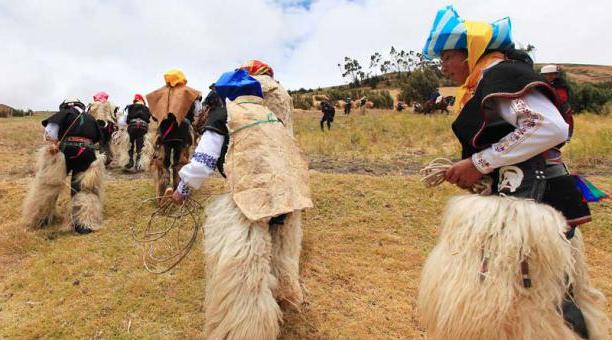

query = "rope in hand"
419;157;492;194
130;195;204;274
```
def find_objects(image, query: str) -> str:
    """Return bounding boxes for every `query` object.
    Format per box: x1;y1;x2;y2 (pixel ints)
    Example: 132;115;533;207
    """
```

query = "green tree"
399;67;440;104
338;57;364;86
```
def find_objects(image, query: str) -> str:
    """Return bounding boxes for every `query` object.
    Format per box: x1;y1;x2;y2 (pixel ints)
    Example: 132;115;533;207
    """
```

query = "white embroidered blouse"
471;90;569;174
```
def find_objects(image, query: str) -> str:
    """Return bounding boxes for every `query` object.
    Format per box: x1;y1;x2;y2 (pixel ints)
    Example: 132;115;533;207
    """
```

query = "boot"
134;153;142;171
125;148;135;170
74;224;93;234
125;157;134;170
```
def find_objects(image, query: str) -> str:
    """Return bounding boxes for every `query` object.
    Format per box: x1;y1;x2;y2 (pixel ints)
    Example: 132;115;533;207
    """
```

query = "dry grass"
295;110;612;175
0;111;610;338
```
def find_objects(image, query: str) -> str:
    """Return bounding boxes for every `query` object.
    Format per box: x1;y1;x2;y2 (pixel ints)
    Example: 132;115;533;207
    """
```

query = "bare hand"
171;189;185;205
445;158;484;189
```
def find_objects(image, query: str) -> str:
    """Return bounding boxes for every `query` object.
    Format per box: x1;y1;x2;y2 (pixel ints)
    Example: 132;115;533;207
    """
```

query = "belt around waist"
63;136;93;145
544;164;569;179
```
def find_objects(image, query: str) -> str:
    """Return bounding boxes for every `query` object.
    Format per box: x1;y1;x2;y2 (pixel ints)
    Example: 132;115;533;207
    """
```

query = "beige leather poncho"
253;75;294;136
224;95;312;221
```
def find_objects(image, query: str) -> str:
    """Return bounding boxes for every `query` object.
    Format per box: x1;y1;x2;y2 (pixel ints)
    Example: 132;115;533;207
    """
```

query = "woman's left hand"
445;158;484;189
171;189;185;205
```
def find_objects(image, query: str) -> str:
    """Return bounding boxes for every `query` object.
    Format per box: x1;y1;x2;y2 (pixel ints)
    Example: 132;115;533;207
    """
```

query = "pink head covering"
93;91;109;102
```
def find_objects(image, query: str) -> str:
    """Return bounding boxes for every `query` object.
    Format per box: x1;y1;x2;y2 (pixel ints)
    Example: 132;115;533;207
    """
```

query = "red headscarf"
133;94;145;103
239;60;274;78
93;91;109;102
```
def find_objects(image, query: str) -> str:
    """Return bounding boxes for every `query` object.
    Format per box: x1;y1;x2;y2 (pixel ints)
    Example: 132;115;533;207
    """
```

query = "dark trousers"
127;126;147;164
320;113;333;131
60;143;96;196
162;141;186;189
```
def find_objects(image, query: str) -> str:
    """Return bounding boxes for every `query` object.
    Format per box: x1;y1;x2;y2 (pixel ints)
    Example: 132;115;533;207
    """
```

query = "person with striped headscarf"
417;6;608;340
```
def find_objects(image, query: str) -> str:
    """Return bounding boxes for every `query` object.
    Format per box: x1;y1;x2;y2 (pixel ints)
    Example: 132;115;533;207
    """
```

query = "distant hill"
543;64;612;84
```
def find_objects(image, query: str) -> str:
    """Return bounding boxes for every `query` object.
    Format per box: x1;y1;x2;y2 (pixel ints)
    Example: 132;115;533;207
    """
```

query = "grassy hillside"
0;111;610;338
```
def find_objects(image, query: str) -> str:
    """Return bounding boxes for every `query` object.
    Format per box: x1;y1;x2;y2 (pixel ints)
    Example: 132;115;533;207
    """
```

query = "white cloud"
0;0;609;110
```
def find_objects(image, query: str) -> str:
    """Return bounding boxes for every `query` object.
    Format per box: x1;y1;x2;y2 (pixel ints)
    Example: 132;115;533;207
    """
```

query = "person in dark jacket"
122;94;151;170
22;98;105;234
541;64;574;138
320;100;335;131
344;96;351;115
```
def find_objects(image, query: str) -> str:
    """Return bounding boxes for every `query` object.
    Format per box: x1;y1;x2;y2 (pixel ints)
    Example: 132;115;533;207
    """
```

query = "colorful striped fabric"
574;175;609;203
239;60;274;78
423;5;513;59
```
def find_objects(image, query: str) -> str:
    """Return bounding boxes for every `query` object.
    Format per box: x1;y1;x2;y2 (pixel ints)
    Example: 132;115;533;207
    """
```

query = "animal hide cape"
253;75;294;136
225;95;313;221
89;101;117;122
146;84;201;123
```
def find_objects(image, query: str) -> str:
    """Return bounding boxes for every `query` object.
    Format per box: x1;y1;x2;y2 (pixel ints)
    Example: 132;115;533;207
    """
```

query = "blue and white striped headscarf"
422;5;513;59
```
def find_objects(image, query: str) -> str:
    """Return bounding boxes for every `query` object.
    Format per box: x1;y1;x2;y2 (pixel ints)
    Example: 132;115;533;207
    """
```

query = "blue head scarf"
422;5;513;60
214;69;263;101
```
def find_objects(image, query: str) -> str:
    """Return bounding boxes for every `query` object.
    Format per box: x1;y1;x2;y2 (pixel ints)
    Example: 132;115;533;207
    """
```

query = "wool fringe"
21;147;67;229
204;193;282;340
418;194;584;340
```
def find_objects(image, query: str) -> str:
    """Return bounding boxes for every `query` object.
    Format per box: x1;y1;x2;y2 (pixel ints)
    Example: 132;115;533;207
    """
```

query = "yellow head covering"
453;21;504;111
164;69;187;87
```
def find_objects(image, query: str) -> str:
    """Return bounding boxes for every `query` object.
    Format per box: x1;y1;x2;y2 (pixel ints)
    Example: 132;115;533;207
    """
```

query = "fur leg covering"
72;156;105;230
570;229;609;339
151;147;170;202
110;129;130;168
270;211;304;309
204;193;282;340
138;132;154;171
22;147;66;228
418;194;581;340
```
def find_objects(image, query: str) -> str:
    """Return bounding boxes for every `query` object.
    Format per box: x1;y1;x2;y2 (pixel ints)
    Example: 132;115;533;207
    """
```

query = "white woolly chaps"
138;132;155;171
418;194;585;340
110;129;130;167
569;229;610;339
204;193;282;340
22;147;67;229
72;156;105;230
270;211;304;309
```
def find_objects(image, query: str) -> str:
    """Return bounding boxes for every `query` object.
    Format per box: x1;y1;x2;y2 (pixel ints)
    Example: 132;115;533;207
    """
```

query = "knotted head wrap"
164;69;187;87
214;69;263;101
423;5;513;72
93;91;109;102
239;60;274;78
423;6;514;111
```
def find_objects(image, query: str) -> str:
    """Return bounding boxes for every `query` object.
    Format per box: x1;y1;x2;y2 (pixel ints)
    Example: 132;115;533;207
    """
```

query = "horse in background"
414;96;455;114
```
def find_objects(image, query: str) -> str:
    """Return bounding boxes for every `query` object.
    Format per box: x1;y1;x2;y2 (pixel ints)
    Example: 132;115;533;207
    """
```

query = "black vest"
451;60;558;159
42;108;101;142
126;104;151;124
202;106;229;177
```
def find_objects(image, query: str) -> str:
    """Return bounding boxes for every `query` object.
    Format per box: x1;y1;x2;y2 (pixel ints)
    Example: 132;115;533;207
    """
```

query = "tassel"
573;175;609;202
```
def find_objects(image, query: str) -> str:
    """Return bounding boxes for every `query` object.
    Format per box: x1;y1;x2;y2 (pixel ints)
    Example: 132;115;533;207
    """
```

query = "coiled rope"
130;196;204;274
419;157;492;194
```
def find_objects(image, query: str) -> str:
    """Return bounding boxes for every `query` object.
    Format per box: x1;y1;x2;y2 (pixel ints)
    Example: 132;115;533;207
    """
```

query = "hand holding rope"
420;158;492;194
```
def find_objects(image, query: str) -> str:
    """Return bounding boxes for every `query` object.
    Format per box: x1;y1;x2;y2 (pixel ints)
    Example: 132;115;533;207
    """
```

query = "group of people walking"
20;4;608;339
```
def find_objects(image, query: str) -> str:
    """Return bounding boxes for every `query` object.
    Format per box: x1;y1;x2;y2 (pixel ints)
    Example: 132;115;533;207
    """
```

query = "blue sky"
1;0;610;110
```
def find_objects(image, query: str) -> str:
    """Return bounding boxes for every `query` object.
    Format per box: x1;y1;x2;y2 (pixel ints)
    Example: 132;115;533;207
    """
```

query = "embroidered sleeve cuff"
192;152;218;170
472;151;495;174
177;181;192;198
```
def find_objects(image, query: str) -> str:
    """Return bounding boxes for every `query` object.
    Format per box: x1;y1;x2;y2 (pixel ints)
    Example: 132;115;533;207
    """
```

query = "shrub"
570;82;612;114
399;67;440;104
292;94;313;110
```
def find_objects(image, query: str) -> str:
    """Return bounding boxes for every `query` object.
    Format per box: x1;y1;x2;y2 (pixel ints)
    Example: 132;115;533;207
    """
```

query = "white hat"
540;65;559;74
